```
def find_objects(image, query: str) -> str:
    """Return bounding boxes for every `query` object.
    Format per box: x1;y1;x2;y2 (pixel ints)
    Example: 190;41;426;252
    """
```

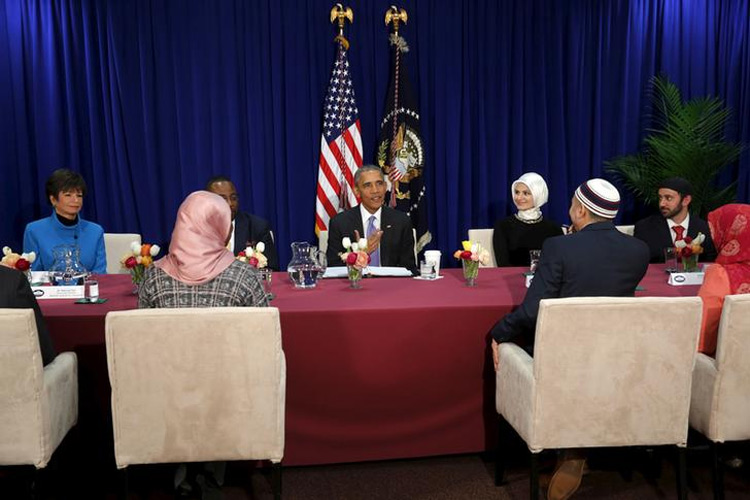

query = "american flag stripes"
315;44;363;235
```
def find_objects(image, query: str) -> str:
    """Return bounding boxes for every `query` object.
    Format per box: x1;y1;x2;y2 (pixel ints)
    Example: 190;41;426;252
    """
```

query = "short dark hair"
354;165;385;186
45;169;87;204
205;175;234;190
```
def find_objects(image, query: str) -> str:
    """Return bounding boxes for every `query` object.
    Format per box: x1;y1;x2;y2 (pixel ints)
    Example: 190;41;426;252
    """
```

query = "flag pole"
330;4;354;211
384;6;408;208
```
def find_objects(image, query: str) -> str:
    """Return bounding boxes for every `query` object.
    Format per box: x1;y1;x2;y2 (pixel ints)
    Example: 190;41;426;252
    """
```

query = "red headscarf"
708;203;750;294
154;191;236;285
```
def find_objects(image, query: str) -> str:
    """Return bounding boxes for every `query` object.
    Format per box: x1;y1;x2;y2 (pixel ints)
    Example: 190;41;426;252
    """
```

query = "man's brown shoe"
547;458;586;500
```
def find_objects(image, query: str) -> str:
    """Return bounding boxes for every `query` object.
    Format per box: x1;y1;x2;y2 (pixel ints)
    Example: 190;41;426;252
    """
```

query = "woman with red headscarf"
698;204;750;355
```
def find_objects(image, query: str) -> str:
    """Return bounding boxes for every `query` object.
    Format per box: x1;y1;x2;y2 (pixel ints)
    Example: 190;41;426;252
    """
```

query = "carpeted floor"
3;445;749;499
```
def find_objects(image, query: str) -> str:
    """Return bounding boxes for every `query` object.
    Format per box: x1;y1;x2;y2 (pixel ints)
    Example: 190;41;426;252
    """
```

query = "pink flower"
460;250;472;260
354;251;369;269
346;252;358;265
248;256;259;267
124;256;138;269
15;258;30;271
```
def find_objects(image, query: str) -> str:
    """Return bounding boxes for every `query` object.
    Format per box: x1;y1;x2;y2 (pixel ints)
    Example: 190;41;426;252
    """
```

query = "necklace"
514;213;543;224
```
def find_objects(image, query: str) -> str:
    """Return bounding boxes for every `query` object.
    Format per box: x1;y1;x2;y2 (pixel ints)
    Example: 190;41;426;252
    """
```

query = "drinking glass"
663;247;678;273
529;249;542;273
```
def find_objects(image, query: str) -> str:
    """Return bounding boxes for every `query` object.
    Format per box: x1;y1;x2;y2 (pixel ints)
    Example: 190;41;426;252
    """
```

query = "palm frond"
605;75;743;217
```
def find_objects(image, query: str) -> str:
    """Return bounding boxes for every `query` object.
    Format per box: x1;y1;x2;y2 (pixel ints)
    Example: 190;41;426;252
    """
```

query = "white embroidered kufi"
574;178;620;219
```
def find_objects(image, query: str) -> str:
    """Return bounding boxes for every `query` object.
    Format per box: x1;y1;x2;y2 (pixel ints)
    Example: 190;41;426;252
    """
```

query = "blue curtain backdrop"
2;0;749;268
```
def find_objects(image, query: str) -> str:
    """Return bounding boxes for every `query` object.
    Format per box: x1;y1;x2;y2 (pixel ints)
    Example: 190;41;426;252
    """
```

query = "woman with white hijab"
493;172;563;266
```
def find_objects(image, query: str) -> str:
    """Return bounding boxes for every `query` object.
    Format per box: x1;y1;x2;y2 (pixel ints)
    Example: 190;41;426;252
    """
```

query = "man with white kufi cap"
490;178;650;500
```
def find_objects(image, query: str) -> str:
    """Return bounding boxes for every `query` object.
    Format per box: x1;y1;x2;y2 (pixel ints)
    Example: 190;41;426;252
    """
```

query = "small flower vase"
130;265;145;294
681;254;699;273
347;265;363;289
462;259;479;287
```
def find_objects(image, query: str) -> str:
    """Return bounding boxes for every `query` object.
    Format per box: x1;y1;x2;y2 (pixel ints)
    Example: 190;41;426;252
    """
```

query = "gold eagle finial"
384;6;408;34
330;4;354;49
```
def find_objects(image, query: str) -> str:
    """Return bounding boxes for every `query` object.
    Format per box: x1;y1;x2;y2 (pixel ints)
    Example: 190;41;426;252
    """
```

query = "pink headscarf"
708;203;750;294
154;191;236;285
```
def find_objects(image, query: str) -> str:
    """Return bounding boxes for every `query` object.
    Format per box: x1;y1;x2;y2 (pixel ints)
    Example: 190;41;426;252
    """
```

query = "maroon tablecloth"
39;265;697;466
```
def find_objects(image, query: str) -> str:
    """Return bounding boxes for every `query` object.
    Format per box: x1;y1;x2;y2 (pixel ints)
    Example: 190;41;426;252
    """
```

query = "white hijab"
512;172;549;222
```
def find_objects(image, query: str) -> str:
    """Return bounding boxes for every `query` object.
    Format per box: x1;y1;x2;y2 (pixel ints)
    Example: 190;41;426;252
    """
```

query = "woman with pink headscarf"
138;191;267;495
698;203;750;355
139;190;268;309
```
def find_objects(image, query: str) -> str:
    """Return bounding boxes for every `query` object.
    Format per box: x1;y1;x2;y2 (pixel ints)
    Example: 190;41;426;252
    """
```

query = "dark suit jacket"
491;221;650;344
633;213;717;263
326;205;417;273
0;266;56;365
233;211;279;271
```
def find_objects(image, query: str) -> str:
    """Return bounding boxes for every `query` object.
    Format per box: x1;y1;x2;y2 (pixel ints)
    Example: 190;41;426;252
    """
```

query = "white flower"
675;240;687;249
256;253;268;268
23;252;36;264
150;245;160;256
351;242;359;252
255;242;265;253
2;246;10;256
136;255;143;264
130;241;142;254
342;237;352;249
358;238;368;250
244;246;255;257
471;243;479;254
694;233;705;245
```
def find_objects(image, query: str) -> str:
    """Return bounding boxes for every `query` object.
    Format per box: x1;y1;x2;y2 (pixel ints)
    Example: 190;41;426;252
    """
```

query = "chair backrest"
106;307;286;468
0;309;45;465
529;296;702;450
318;230;328;254
467;229;497;267
616;225;635;236
104;233;142;274
708;294;750;441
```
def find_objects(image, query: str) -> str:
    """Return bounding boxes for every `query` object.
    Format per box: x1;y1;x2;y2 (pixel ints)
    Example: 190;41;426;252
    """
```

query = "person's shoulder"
634;213;663;228
25;215;53;232
493;216;515;230
0;265;22;282
330;206;359;223
223;260;258;280
382;205;410;222
79;218;104;234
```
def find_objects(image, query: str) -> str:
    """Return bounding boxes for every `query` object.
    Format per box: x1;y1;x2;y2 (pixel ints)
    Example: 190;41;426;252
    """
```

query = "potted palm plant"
605;75;743;217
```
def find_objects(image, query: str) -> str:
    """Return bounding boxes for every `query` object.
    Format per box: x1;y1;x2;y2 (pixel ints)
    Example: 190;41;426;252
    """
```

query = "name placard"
667;272;705;286
32;285;85;299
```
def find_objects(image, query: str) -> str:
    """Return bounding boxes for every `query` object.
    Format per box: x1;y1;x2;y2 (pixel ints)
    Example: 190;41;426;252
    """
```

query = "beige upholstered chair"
689;294;750;499
104;233;141;274
106;307;286;498
0;309;78;476
616;225;635;236
468;228;497;267
495;296;702;499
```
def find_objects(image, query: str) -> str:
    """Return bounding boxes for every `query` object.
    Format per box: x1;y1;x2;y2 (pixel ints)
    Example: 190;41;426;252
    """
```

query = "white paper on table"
322;266;411;278
366;266;412;277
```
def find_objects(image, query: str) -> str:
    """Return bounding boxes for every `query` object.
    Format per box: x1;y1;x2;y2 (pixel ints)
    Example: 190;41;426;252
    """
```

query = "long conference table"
39;265;698;468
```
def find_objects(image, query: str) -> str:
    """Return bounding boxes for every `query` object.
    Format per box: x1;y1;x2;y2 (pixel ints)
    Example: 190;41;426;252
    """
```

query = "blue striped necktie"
367;215;380;266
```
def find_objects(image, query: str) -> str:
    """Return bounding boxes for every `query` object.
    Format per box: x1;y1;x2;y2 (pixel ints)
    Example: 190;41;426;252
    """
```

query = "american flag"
315;44;363;235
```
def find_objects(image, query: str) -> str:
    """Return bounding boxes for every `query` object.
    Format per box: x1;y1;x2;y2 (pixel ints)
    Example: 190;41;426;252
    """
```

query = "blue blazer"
491;221;650;344
23;212;106;274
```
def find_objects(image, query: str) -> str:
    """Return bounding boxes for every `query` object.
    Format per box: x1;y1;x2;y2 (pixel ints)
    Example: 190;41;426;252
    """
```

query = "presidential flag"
377;32;431;251
315;40;363;235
